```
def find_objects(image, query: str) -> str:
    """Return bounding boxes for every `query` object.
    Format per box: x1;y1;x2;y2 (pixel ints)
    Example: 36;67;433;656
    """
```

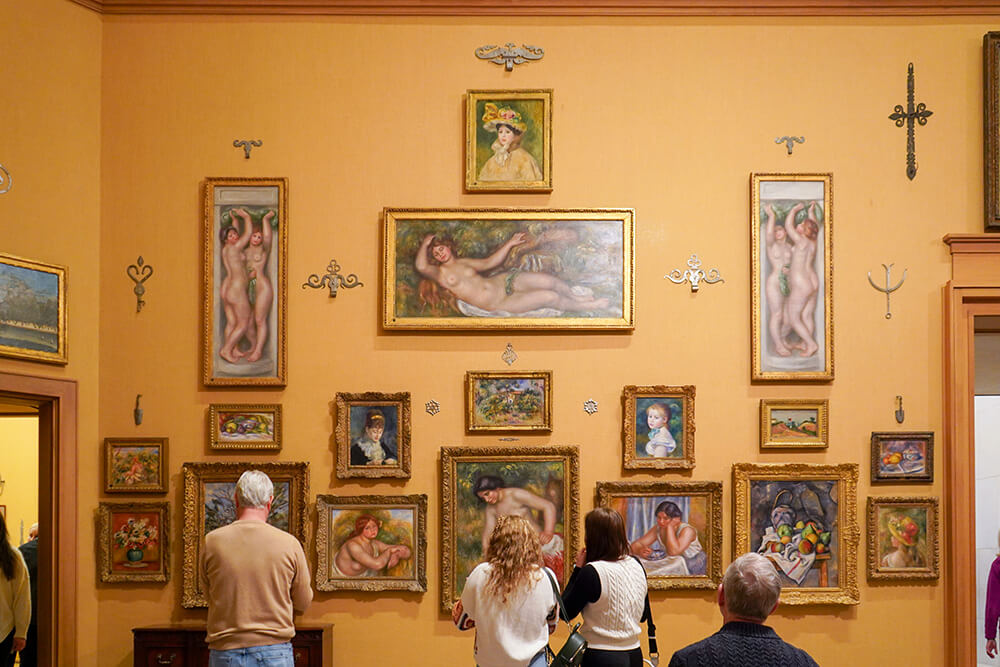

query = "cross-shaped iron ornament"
888;63;934;180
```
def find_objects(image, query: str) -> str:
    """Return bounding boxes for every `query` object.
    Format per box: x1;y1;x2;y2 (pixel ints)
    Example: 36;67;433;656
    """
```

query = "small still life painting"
597;481;721;590
871;431;933;482
335;392;411;479
733;463;859;605
0;252;67;365
867;496;939;581
466;371;552;432
315;494;427;592
466;89;552;192
208;404;281;450
104;438;167;494
97;501;169;583
760;399;828;449
622;385;695;470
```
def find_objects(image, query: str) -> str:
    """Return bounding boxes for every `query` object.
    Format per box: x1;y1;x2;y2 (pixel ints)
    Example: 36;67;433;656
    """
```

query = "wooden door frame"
0;370;77;666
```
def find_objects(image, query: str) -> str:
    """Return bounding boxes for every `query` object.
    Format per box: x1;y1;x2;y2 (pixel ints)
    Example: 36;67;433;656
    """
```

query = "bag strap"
631;556;658;665
544;567;572;626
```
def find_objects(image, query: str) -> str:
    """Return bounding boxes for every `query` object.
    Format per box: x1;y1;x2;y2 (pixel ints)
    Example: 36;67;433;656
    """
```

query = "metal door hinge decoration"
475;43;544;71
583;399;599;415
867;263;907;319
895;395;905;424
301;260;363;298
127;256;154;312
425;400;441;416
498;437;521;442
775;136;805;155
888;63;933;180
233;139;262;159
0;164;11;194
134;394;143;426
665;254;725;292
502;343;518;366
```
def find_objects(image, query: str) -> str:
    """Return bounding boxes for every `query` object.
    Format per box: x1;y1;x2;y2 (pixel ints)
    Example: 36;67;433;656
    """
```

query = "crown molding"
65;0;1000;16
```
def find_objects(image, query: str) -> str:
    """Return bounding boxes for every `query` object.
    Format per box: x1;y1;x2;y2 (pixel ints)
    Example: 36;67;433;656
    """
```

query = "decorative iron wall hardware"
867;263;907;319
665;254;725;292
127;256;154;312
888;63;933;180
301;260;363;298
233;139;262;159
775;136;805;155
475;43;544;71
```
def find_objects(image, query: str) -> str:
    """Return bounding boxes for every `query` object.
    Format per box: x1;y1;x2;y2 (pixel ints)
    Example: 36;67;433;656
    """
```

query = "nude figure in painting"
244;209;274;363
782;202;819;358
218;208;253;363
763;203;793;357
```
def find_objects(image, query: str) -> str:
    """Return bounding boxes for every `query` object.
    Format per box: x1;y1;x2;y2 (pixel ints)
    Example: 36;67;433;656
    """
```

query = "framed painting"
104;438;168;494
383;208;635;330
0;252;67;365
181;461;308;608
750;174;833;382
440;445;579;612
759;399;829;449
466;89;552;192
871;431;933;483
465;370;552;432
202;177;287;387
867;496;939;581
986;32;1000;230
732;462;859;605
335;392;411;480
596;481;722;590
622;385;695;471
208;403;282;451
97;501;169;583
315;494;427;592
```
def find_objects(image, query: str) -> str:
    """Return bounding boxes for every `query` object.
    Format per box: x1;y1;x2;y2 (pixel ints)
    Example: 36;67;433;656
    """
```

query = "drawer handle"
294;649;304;662
155;653;176;665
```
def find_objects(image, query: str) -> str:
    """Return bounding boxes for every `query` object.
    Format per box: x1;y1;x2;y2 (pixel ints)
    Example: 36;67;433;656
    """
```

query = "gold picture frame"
623;385;695;471
759;399;829;449
465;370;552;432
440;445;579;612
732;462;859;605
985;32;1000;230
751;173;833;382
181;461;309;608
208;403;282;450
596;480;722;590
0;252;67;365
202;177;288;387
97;501;169;583
867;496;939;581
466;89;553;192
383;208;635;330
335;392;411;479
104;437;168;494
315;494;427;592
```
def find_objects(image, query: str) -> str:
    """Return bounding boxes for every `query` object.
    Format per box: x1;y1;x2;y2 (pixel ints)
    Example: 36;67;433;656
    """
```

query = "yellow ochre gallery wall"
8;2;1000;664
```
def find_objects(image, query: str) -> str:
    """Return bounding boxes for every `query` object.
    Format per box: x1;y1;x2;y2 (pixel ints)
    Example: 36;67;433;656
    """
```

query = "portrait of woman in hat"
477;103;543;183
880;513;924;569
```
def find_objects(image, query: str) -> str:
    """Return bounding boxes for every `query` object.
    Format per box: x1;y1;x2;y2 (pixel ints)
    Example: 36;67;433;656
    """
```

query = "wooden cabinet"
133;625;331;667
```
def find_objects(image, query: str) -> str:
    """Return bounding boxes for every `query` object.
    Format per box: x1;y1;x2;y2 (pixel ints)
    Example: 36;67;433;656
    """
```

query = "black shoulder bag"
633;556;659;667
544;569;588;667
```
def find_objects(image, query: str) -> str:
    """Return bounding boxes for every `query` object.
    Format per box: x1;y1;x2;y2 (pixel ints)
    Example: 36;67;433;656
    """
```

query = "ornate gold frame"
622;385;695;470
439;445;579;612
867;495;939;581
104;437;168;494
732;462;859;605
202;177;288;386
97;501;170;583
315;494;427;592
750;173;834;382
596;480;722;590
335;392;411;479
208;403;282;450
759;399;829;449
181;461;309;608
465;89;553;192
465;370;552;432
0;252;67;365
382;208;635;330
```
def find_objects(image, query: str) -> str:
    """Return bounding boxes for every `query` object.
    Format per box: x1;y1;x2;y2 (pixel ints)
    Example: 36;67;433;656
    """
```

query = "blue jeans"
209;642;294;666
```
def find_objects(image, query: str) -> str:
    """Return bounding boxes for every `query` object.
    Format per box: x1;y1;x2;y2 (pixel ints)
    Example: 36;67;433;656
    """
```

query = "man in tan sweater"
201;470;313;666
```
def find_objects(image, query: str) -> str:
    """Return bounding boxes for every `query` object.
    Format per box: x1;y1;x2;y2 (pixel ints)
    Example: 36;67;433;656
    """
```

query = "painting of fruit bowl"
870;432;933;483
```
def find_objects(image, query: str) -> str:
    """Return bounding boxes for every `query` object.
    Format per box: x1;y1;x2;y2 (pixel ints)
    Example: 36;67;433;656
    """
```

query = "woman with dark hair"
562;508;650;667
630;501;706;576
0;511;29;665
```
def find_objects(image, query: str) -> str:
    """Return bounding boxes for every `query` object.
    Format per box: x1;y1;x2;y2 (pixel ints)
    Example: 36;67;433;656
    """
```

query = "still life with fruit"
752;483;837;587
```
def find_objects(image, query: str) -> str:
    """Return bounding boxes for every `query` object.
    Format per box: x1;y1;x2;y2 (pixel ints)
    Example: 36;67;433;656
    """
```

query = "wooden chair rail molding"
66;0;1000;16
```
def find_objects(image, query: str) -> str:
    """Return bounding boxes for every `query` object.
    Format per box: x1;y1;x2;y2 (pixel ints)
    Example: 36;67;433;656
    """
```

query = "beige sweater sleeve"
291;541;313;612
12;549;30;638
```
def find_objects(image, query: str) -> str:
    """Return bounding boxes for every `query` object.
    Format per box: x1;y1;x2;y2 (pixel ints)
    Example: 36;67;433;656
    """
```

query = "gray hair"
722;552;781;622
235;470;274;509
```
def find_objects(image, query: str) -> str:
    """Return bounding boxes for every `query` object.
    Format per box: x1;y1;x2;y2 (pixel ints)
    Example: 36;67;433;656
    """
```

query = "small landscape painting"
466;371;552;432
760;399;828;449
0;253;67;364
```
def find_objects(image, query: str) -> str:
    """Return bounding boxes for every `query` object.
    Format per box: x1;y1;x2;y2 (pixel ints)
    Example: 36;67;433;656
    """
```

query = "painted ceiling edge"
62;0;1000;16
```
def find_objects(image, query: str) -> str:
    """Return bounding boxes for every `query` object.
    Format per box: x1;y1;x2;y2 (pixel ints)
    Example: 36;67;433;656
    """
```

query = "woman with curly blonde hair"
452;515;558;667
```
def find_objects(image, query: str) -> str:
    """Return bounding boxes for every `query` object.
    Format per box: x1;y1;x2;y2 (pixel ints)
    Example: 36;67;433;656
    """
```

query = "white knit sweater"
579;557;647;651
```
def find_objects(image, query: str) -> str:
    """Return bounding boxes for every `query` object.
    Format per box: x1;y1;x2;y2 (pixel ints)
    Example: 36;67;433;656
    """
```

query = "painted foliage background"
328;507;415;578
108;445;160;488
876;505;929;567
0;262;59;353
473;98;546;175
634;397;685;459
203;480;290;534
472;377;546;427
